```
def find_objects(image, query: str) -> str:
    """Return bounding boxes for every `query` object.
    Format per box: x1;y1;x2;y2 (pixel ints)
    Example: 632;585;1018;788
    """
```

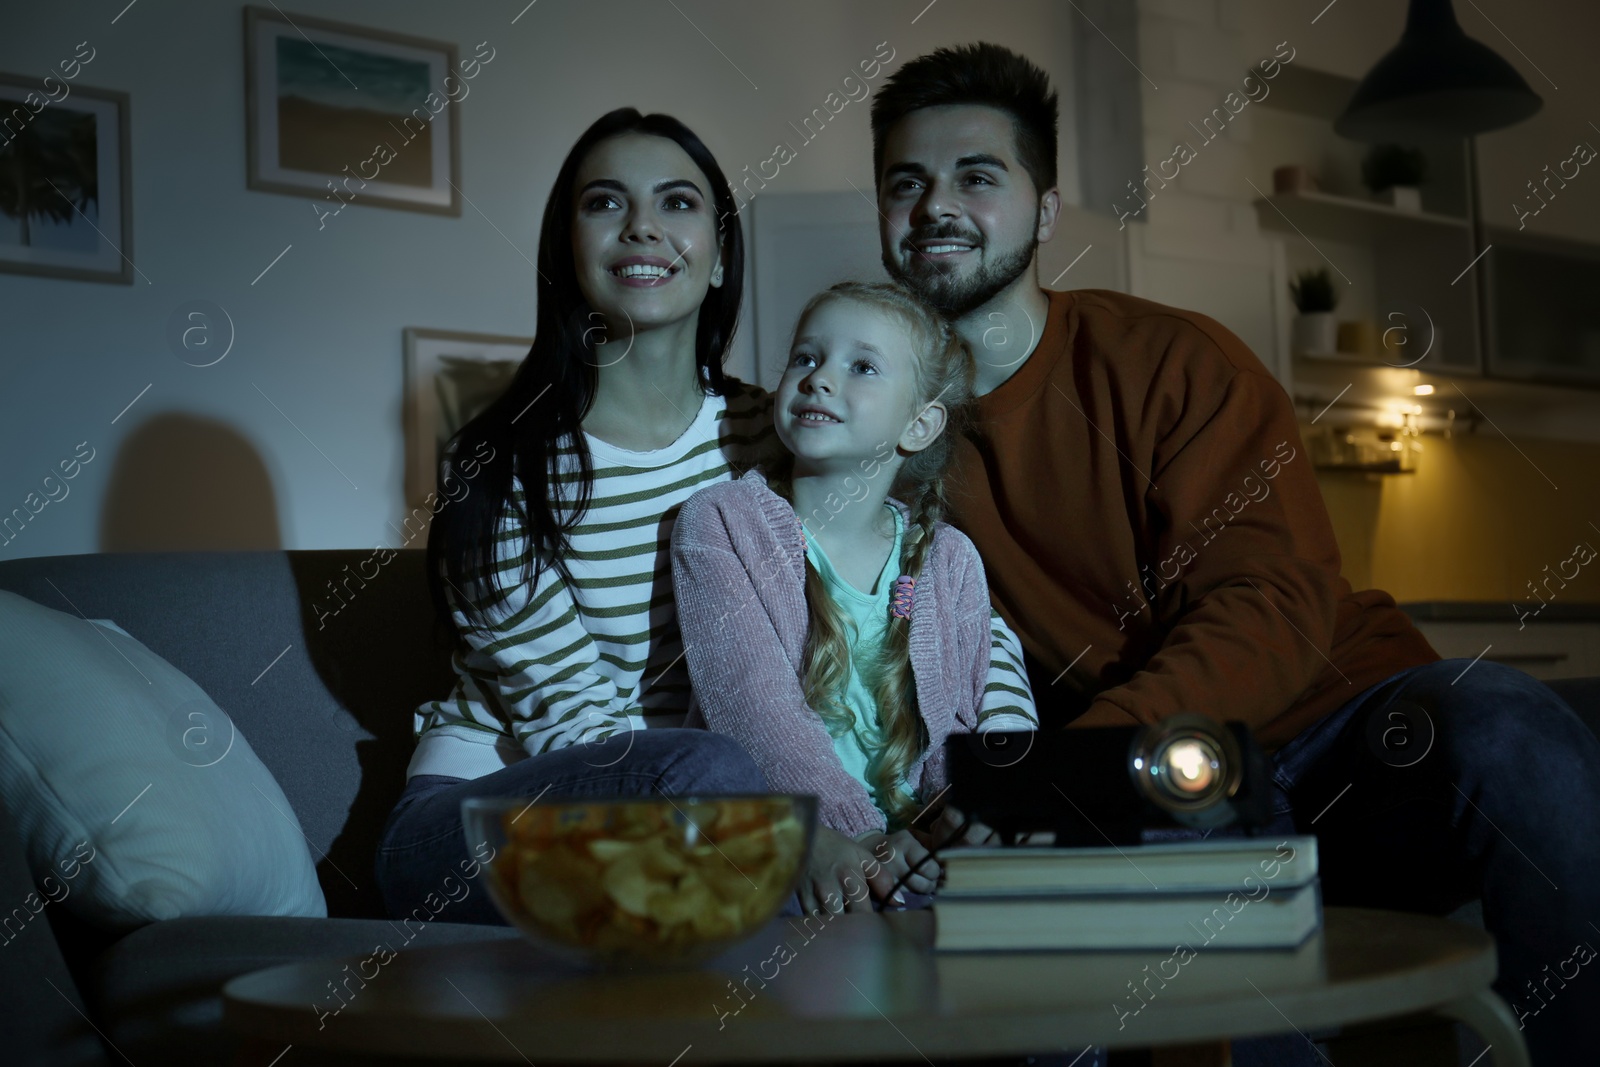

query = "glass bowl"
461;794;816;969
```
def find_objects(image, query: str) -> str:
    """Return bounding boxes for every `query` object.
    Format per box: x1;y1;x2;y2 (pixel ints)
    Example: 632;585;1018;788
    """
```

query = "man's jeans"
374;729;781;925
1255;657;1600;1066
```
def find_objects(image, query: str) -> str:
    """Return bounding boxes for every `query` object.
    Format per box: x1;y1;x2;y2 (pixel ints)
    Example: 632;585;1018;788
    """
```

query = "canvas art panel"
244;7;463;216
0;73;133;284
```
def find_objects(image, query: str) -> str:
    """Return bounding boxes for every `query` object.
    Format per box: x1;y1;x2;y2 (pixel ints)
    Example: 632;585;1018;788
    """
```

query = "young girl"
671;281;1038;914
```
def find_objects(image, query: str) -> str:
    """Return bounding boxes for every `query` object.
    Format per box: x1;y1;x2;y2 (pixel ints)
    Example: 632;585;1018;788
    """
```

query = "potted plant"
1290;268;1339;357
1361;144;1428;212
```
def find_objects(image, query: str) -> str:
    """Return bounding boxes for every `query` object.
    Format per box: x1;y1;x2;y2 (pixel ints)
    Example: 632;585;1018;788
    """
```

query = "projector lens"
1130;715;1241;827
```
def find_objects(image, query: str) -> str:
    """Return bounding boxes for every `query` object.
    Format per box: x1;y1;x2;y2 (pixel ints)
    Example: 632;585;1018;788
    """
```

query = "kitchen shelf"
1254;65;1483;381
1293;352;1600;413
1254;191;1470;243
1289;353;1600;444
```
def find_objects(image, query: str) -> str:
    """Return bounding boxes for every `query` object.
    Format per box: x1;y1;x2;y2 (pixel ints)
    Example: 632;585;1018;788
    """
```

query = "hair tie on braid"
890;575;915;619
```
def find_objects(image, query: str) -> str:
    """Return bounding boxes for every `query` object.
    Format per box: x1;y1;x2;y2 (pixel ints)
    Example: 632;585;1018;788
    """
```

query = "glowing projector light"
1163;739;1218;792
1131;714;1241;828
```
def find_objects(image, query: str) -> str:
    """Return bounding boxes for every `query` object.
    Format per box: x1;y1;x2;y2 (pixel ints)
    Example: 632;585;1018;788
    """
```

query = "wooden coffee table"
223;906;1527;1066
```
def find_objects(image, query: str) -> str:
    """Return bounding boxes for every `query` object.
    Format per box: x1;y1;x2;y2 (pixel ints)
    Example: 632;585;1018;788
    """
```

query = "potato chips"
489;798;809;964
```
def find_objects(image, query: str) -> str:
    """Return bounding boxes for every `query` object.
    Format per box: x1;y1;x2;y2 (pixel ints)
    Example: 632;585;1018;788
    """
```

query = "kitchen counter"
1399;603;1600;679
1401;601;1600;623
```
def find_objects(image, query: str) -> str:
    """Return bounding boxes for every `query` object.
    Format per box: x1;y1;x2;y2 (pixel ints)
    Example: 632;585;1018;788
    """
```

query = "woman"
374;107;783;924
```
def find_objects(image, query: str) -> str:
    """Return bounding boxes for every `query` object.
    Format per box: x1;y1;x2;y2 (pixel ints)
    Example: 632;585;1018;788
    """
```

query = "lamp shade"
1334;0;1542;141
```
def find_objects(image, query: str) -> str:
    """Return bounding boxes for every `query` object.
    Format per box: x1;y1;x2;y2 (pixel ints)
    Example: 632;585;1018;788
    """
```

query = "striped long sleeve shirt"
407;379;1035;782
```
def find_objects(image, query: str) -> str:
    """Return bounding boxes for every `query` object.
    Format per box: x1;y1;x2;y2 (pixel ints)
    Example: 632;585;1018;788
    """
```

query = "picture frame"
403;327;531;510
0;73;134;284
244;6;463;217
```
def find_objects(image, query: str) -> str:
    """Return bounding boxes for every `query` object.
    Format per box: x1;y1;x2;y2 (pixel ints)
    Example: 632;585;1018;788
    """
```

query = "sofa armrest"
0;791;110;1066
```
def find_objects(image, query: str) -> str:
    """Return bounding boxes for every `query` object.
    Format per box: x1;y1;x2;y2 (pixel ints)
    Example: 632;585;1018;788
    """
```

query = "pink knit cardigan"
669;467;996;837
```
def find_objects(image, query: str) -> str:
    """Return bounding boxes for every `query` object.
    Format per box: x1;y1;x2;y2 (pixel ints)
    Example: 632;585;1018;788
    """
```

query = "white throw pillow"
0;590;326;930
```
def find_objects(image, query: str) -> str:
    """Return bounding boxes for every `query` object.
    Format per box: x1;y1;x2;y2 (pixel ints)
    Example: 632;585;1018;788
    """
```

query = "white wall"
0;0;1080;559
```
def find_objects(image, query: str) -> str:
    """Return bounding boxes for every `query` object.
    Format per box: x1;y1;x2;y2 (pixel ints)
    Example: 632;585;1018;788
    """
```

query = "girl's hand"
910;803;998;852
799;827;889;914
854;828;940;897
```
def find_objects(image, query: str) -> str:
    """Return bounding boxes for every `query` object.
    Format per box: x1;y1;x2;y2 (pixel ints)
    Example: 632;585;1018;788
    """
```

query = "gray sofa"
2;549;1598;1067
0;550;526;1067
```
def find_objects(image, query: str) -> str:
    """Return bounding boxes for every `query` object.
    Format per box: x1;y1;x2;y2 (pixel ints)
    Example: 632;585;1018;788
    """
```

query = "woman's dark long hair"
426;108;746;635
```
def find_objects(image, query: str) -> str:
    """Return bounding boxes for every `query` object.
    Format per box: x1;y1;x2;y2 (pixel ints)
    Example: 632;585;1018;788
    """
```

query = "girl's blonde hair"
766;280;975;829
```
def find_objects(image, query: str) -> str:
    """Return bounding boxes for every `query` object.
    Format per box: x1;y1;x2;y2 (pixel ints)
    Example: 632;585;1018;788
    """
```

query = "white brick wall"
1131;1;1268;239
1146;188;1235;231
1128;0;1285;375
1136;0;1219;27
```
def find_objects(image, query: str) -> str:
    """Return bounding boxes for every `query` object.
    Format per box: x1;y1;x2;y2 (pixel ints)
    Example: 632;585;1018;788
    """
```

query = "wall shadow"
99;413;281;551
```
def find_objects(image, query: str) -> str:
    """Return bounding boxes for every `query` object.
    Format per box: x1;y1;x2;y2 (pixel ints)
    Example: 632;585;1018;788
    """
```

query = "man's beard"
883;229;1037;317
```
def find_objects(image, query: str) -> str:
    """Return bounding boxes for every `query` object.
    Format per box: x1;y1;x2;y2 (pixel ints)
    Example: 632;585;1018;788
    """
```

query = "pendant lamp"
1334;0;1542;141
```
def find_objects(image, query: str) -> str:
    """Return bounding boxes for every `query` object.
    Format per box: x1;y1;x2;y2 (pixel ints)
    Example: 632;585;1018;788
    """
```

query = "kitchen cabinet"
1483;224;1600;386
1404;603;1600;680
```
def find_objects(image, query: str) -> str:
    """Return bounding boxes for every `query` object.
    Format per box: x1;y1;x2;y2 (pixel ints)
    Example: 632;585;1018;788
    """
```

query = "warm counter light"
1414;384;1435;395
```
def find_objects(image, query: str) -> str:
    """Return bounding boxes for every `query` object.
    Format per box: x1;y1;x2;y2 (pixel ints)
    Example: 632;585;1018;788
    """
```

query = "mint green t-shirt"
802;502;917;823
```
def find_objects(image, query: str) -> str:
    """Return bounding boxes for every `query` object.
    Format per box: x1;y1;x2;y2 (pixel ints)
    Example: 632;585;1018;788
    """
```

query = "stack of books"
933;834;1322;952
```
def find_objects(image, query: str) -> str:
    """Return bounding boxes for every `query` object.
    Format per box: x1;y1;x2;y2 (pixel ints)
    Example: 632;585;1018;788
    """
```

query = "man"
869;41;1598;1065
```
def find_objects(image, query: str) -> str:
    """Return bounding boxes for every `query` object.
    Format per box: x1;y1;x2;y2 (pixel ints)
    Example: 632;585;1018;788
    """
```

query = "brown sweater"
947;288;1439;753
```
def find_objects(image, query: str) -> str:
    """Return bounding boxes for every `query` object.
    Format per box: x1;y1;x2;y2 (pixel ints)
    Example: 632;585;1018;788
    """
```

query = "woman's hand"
799;827;890;914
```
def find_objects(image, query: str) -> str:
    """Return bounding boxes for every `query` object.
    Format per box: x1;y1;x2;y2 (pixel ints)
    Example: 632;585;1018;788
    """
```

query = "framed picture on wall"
403;327;531;510
244;7;464;217
0;73;134;284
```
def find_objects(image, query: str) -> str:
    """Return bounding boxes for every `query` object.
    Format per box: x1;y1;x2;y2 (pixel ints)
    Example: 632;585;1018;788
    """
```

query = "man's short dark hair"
870;42;1059;199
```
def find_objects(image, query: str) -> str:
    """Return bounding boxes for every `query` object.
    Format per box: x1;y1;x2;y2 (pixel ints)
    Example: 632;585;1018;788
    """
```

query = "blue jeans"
1257;658;1600;1066
374;728;784;924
